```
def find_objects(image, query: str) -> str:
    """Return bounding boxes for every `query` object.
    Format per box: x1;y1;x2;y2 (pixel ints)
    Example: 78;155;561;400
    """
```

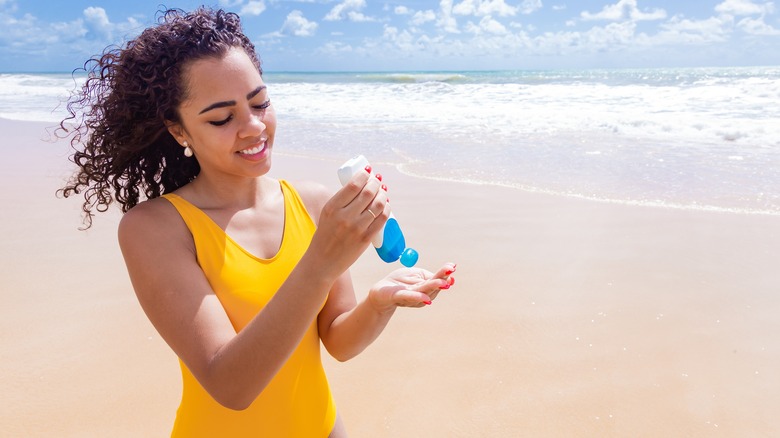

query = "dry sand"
2;118;779;437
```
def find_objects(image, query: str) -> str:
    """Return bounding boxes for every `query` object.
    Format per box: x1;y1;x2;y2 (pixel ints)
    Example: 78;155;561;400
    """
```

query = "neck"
186;173;276;210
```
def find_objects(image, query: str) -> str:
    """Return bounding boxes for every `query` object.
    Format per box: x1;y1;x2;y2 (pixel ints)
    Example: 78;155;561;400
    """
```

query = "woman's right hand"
308;168;389;279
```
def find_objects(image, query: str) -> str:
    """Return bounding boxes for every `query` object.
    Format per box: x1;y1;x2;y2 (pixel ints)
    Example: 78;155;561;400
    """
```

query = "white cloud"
240;1;266;16
319;0;778;65
656;15;731;43
0;5;143;70
381;24;418;52
715;0;775;16
2;0;779;72
50;19;88;43
465;15;509;34
325;0;375;22
646;1;780;40
410;10;437;26
519;0;543;15
383;24;399;38
83;7;112;40
75;7;141;43
453;0;518;17
737;15;780;34
0;11;54;51
320;40;353;54
437;0;461;33
395;6;411;15
0;0;19;14
584;20;638;47
347;11;375;22
581;0;666;22
282;10;318;36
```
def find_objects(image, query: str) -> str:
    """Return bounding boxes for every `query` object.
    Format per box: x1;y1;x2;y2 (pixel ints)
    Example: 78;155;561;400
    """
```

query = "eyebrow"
198;85;267;115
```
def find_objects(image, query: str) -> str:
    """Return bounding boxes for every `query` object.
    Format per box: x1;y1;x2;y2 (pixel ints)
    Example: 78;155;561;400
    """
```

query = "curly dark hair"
57;7;262;228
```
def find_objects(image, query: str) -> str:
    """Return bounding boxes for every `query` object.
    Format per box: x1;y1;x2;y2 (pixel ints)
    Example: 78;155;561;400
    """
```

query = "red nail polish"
364;165;372;173
381;184;388;191
449;277;455;285
445;269;454;275
423;300;432;305
375;173;382;181
440;283;450;290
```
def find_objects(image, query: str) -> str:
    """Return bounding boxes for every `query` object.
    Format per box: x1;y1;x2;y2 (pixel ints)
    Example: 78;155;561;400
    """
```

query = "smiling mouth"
238;140;267;155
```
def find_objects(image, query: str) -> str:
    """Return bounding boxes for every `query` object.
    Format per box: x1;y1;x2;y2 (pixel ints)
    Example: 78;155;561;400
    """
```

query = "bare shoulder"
117;196;190;252
288;180;334;224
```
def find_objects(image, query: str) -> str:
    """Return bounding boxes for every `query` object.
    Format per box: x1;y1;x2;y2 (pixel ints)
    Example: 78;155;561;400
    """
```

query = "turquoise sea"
2;67;779;215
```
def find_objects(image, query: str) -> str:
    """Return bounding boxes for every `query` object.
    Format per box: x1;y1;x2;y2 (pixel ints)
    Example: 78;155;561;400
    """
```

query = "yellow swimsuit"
162;180;337;437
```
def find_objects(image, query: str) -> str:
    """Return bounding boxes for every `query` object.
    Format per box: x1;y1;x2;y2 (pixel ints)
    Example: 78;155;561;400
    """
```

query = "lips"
237;139;267;155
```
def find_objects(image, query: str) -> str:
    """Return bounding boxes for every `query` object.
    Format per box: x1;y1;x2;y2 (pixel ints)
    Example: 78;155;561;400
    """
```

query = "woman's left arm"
317;264;456;362
294;179;455;362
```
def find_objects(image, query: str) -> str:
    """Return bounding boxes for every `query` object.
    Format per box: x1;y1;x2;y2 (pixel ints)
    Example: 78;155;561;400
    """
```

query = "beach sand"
2;118;779;437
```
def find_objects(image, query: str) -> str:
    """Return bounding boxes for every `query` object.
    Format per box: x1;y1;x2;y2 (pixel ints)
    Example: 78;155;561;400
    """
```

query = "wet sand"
2;118;779;436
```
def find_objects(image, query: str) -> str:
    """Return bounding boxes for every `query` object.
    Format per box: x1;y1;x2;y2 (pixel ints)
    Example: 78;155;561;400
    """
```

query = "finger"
392;289;432;307
365;190;390;233
349;175;383;214
334;168;372;208
411;276;453;294
432;262;457;279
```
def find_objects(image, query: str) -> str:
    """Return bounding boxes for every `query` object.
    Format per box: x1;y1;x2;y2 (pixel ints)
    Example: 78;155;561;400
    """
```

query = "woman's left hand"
368;262;457;313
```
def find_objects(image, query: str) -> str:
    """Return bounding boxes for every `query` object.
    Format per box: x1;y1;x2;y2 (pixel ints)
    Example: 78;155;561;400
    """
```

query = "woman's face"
169;46;276;180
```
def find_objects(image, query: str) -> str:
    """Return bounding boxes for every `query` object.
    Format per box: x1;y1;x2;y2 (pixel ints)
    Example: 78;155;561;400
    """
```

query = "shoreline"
270;146;780;218
2;118;780;436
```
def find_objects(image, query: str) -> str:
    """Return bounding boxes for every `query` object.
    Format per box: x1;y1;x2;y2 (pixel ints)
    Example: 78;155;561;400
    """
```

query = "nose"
238;109;266;138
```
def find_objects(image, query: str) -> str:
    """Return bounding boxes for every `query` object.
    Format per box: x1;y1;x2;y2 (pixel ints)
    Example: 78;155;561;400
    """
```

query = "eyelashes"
208;99;271;126
254;99;271;111
209;117;232;127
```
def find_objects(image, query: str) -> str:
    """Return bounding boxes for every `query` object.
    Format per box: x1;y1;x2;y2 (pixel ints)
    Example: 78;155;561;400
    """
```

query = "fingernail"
449;277;455;285
381;184;387;191
364;165;372;173
440;283;450;290
423;300;432;305
445;269;454;275
375;173;383;181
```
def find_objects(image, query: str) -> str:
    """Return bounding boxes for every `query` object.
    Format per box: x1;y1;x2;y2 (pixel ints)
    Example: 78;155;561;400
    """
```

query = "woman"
58;7;455;437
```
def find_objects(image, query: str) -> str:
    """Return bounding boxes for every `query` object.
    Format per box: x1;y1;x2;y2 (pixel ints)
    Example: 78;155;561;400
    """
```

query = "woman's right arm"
118;170;386;410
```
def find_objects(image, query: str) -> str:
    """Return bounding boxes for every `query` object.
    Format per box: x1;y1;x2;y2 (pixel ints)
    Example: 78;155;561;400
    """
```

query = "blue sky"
1;0;779;72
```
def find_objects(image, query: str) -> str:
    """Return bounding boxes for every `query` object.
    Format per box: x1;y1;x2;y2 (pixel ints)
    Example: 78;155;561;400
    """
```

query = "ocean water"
2;67;779;215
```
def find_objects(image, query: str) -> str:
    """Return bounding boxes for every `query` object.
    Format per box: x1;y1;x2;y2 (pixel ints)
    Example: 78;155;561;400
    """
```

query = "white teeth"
239;142;265;154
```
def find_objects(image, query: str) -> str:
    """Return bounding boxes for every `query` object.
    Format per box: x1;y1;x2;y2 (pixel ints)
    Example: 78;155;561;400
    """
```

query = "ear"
164;120;187;145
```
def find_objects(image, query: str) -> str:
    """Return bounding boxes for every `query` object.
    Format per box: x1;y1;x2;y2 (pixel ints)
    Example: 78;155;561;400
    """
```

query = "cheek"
265;110;278;133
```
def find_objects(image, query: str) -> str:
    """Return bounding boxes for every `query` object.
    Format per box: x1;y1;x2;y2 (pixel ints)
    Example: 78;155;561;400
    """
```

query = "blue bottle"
337;155;418;267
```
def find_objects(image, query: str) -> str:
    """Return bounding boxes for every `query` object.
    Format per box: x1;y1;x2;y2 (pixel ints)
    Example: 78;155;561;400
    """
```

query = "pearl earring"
182;141;193;158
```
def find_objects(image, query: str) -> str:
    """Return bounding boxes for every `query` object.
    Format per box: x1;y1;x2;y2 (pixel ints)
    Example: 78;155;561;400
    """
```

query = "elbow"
209;387;257;411
332;353;353;363
221;399;254;412
322;335;368;363
326;345;363;363
199;368;267;411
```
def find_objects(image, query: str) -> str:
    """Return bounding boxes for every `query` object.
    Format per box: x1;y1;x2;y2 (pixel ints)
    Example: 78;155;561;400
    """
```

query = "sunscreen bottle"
337;155;419;267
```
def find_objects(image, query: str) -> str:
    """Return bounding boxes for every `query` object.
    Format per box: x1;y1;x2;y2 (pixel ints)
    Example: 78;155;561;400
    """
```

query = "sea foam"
4;67;779;214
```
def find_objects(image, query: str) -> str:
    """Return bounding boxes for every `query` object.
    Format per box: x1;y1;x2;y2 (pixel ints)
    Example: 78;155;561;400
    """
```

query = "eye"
253;99;271;111
209;115;233;126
